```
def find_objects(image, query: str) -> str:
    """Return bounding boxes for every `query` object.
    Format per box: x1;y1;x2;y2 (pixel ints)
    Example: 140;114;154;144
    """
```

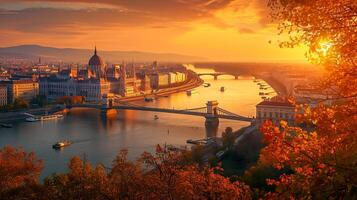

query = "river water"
0;65;276;178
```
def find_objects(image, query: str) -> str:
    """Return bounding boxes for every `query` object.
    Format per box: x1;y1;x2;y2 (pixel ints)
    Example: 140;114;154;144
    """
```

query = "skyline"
0;0;308;63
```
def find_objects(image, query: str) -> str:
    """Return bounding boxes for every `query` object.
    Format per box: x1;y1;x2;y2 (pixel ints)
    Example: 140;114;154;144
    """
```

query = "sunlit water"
0;65;275;178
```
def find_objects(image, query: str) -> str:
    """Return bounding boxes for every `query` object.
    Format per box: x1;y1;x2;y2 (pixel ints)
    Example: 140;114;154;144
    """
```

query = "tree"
140;145;252;199
268;0;357;98
254;0;357;199
222;127;235;150
109;150;145;199
31;95;48;107
0;146;43;199
43;156;110;200
12;98;29;110
56;96;84;105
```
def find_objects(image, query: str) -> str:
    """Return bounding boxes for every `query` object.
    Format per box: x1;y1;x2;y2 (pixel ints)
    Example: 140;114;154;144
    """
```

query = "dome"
88;46;104;67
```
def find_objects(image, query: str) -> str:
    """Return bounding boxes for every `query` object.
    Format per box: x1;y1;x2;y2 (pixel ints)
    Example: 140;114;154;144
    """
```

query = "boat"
220;87;225;92
261;96;267;100
203;83;211;87
154;115;159;120
259;92;264;95
144;97;155;102
0;123;13;128
52;140;72;149
186;139;200;145
186;90;198;96
253;79;259;83
25;114;64;122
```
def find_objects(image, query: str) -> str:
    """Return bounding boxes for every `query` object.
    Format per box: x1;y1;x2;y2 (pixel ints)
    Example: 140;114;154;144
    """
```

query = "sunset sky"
0;0;308;62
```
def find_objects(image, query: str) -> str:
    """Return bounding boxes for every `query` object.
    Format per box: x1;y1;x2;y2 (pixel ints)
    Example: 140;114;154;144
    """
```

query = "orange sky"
0;0;308;62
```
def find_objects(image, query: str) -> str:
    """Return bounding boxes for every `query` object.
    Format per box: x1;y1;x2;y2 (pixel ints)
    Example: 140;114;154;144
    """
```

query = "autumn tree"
43;156;109;200
249;0;357;199
0;146;43;199
108;150;145;199
140;145;252;199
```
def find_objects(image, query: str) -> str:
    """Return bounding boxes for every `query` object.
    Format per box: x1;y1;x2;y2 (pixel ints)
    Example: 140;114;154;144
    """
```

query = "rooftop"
257;100;294;107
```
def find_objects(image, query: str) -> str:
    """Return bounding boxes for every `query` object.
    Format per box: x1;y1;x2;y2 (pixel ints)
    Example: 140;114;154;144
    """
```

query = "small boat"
186;139;200;144
144;97;155;102
154;115;159;120
0;123;13;128
220;87;225;92
203;83;211;87
261;96;267;100
25;114;63;122
259;92;264;95
253;79;259;83
52;140;72;149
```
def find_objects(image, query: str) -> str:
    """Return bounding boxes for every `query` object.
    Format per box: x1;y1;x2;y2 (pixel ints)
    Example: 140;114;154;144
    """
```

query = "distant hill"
0;45;205;63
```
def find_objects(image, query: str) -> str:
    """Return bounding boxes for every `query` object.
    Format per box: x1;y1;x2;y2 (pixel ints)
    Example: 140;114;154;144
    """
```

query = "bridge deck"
71;104;252;122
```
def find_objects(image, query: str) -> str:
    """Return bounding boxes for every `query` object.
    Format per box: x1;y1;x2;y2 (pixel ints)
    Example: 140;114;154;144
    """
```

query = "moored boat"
144;97;155;102
25;114;64;122
0;123;13;128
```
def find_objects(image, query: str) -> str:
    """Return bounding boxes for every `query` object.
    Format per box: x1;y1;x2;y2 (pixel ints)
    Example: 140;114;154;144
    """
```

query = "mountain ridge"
0;44;206;63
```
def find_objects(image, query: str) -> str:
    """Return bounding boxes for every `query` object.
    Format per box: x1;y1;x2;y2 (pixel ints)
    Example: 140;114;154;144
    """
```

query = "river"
0;65;276;178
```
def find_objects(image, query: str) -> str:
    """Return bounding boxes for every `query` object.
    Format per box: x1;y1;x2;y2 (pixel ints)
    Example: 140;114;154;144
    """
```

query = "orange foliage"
269;0;357;99
56;96;84;105
41;146;252;199
255;1;357;198
0;146;43;197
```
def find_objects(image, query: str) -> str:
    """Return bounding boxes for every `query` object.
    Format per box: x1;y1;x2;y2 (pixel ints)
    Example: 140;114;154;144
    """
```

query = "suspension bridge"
68;96;252;126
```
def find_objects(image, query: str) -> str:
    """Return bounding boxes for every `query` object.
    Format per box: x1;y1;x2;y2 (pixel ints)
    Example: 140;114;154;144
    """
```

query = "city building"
256;98;295;124
88;46;106;78
38;46;189;102
39;76;77;101
118;64;140;96
3;80;39;103
40;47;112;102
0;85;7;106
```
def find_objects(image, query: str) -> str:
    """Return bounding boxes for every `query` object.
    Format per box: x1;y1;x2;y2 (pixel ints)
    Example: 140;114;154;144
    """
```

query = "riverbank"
116;70;203;102
256;75;288;96
0;106;64;123
0;71;203;123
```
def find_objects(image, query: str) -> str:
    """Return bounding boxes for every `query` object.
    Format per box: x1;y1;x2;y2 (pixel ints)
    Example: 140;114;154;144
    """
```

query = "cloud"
0;0;239;34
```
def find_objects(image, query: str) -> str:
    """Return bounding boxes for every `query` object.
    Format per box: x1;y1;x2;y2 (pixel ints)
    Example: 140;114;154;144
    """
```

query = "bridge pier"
234;75;239;80
214;75;218;80
205;116;219;138
205;116;219;127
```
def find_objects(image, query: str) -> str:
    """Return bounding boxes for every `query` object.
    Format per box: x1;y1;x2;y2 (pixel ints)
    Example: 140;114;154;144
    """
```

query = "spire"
94;45;97;55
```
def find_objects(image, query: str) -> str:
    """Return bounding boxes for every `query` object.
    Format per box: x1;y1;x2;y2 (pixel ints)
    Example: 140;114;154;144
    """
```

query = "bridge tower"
205;100;219;127
101;93;118;118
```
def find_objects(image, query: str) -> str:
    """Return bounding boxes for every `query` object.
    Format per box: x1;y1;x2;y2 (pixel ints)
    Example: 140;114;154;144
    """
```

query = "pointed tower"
88;46;105;79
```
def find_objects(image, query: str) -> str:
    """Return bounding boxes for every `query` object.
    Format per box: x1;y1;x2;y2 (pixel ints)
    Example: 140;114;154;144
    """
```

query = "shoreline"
0;71;203;123
117;71;203;102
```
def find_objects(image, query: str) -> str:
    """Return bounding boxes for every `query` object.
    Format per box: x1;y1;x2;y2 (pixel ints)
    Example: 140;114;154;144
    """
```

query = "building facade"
0;85;7;106
4;80;39;103
256;100;295;124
